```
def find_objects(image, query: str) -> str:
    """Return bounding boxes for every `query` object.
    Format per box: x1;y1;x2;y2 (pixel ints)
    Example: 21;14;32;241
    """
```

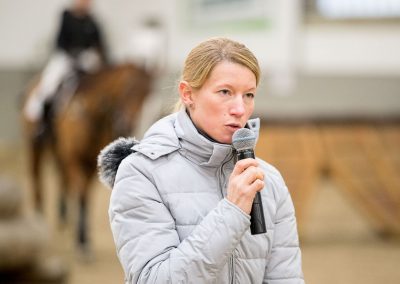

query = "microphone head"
232;128;256;151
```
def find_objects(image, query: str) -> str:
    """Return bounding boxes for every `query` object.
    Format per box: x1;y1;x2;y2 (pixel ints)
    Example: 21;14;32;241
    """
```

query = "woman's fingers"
227;158;265;214
231;158;259;176
241;165;264;186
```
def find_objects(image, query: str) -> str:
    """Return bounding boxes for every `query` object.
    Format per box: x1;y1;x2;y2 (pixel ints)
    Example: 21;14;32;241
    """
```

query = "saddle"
37;72;80;141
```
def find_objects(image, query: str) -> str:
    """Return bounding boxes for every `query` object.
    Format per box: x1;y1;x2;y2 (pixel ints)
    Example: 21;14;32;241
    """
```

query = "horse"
21;63;153;255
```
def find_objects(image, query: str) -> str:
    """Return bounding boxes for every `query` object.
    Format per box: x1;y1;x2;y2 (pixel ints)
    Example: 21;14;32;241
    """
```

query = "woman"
98;37;304;283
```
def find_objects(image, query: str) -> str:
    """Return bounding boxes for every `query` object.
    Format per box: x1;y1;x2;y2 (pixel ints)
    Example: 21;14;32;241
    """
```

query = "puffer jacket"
98;109;304;284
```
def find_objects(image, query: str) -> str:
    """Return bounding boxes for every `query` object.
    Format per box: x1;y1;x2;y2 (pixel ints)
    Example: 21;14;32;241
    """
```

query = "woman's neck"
185;109;218;143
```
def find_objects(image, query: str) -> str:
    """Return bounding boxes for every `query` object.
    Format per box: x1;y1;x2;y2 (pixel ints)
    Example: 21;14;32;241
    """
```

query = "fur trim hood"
97;137;139;188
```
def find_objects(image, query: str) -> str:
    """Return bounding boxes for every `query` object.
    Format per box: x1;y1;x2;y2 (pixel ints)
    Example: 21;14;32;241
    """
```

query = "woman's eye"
219;89;230;95
245;93;255;99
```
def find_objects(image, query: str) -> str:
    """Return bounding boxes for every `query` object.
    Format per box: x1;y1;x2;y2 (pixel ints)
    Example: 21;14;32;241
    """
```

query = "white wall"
0;0;400;77
0;0;69;68
301;23;400;76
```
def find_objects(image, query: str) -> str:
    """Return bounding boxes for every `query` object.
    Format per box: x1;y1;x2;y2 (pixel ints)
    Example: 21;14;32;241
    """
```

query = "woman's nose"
229;96;246;116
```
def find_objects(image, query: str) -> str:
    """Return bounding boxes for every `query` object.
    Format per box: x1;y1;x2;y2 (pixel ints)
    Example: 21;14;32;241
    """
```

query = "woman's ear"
178;81;194;108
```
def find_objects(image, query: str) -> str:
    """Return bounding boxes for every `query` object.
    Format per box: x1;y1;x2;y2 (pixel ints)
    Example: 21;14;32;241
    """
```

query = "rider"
24;0;107;124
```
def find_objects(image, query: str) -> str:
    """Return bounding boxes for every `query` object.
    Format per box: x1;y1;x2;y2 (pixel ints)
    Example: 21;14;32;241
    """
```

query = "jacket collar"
174;109;233;167
175;109;260;167
132;108;260;168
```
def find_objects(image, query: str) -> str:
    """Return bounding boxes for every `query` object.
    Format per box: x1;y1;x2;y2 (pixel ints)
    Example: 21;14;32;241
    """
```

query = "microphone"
232;128;266;235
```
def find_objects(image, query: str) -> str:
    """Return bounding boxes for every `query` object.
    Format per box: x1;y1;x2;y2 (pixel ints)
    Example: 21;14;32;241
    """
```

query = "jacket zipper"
229;254;235;284
217;150;234;198
217;150;236;283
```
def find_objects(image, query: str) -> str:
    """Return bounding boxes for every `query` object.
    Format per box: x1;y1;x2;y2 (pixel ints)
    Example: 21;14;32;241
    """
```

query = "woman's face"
180;61;257;144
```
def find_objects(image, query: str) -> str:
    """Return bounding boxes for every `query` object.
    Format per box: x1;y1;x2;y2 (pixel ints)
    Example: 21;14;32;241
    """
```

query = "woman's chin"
215;135;233;145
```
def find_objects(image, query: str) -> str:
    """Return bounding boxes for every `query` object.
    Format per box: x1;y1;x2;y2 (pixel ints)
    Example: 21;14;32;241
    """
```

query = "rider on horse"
23;0;107;137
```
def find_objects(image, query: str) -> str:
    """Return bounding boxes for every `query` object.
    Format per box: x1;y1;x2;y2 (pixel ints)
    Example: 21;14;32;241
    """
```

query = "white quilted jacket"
101;109;304;283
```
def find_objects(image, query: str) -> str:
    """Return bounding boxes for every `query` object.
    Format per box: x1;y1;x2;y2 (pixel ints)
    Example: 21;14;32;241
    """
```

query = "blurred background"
0;0;399;283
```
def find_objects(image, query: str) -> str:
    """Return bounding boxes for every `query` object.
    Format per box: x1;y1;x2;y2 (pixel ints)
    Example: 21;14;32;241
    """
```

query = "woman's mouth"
226;123;241;132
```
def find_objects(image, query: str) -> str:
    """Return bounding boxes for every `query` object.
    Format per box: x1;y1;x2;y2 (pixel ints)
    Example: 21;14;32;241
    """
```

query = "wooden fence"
256;122;400;238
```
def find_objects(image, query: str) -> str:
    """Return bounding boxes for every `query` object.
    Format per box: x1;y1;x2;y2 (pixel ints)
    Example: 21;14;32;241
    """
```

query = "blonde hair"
174;37;260;111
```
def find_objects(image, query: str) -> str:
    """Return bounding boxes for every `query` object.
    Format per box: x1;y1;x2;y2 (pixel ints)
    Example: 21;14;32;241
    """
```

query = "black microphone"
232;128;266;235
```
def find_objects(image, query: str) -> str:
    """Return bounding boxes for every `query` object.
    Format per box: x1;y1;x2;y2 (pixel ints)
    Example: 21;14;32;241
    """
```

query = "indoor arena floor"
1;142;399;284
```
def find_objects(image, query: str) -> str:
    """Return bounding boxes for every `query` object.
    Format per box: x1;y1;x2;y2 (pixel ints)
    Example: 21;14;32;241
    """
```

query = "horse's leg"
41;114;68;228
59;184;68;225
78;183;90;250
57;162;69;226
67;162;93;256
77;174;95;260
30;136;45;212
52;147;69;226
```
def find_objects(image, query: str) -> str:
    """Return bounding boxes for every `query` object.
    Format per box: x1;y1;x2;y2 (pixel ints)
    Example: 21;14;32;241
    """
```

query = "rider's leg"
24;52;73;122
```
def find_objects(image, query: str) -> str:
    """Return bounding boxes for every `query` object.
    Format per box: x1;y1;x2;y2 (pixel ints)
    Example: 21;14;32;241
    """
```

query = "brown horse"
21;63;152;254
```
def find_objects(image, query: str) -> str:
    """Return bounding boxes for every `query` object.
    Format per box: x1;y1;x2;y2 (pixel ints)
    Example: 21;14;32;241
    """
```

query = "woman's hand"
226;158;265;214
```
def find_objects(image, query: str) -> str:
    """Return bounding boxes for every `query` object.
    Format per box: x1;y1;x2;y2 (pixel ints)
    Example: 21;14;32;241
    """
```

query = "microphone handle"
236;150;267;235
250;192;266;234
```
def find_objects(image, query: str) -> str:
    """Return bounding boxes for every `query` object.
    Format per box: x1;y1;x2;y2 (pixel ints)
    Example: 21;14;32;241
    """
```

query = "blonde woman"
99;37;304;283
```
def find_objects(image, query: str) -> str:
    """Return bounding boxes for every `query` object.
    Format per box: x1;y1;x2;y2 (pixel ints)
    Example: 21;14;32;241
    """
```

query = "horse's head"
79;63;152;138
110;64;153;137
